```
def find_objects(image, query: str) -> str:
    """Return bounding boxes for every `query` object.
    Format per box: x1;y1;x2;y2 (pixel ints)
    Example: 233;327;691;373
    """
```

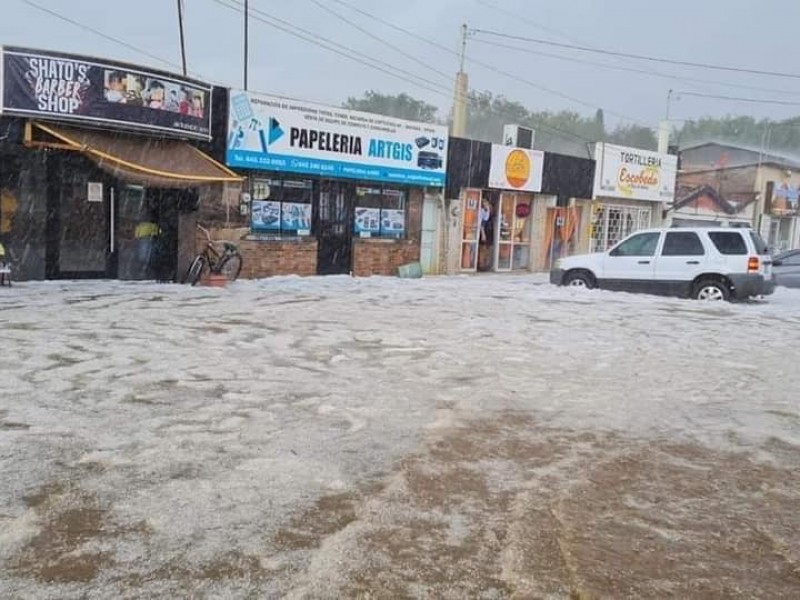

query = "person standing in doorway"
134;211;160;279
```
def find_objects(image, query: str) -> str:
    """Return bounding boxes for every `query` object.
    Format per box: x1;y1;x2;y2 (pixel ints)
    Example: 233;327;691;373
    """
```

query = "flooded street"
2;275;799;598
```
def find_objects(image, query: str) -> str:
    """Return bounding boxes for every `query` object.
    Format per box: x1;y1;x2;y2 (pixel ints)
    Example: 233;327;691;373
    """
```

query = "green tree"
607;124;658;150
343;91;439;123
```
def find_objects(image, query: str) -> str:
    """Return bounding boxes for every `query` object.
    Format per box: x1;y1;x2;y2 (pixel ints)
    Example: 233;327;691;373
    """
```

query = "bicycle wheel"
217;252;243;282
185;255;208;286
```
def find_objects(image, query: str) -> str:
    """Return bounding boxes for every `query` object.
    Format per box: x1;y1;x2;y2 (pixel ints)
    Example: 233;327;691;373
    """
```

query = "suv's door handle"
638;260;650;265
686;260;700;265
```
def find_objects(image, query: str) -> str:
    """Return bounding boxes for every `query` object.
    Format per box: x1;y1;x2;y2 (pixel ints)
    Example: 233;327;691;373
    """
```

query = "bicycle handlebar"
196;223;212;243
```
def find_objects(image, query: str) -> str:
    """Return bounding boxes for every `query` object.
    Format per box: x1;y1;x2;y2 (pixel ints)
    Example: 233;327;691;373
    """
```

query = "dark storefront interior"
0;118;236;281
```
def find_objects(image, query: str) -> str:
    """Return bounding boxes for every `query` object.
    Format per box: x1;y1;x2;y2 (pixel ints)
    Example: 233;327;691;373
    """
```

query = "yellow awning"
27;122;242;188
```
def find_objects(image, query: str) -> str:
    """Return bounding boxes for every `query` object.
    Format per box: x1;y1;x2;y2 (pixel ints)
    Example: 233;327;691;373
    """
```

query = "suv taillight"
748;256;760;272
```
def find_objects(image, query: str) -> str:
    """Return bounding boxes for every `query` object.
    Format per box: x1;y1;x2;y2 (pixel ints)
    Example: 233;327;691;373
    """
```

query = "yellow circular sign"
505;149;531;188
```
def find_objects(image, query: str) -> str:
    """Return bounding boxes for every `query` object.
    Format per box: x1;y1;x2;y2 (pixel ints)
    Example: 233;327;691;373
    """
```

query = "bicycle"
185;224;243;286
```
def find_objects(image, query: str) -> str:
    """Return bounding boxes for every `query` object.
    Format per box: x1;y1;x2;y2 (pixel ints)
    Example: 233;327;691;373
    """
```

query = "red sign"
515;203;531;218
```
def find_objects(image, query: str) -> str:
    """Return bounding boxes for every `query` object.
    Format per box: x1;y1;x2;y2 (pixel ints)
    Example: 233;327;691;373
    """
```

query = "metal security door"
317;181;352;275
51;161;116;279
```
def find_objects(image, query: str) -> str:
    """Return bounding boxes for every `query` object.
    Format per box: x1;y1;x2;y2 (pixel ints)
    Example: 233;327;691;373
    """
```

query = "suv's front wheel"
693;278;730;301
564;270;596;290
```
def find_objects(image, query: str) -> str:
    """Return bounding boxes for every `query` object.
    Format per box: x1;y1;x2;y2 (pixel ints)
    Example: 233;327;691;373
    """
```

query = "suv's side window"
708;231;748;255
610;232;661;257
661;232;705;256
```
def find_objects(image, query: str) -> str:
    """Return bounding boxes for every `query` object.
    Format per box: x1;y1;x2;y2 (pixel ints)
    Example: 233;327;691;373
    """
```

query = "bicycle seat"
222;242;238;252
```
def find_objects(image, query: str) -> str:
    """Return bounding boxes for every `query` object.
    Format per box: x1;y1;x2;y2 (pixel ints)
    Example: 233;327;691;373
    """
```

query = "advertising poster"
593;142;677;203
251;200;281;232
281;202;312;233
381;209;406;238
226;89;448;187
488;145;544;192
1;46;212;140
354;207;381;236
772;180;800;215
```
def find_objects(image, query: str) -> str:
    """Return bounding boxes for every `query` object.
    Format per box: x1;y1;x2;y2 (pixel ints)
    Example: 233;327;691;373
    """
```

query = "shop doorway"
317;180;353;275
494;193;533;271
47;161;116;279
460;189;482;271
116;187;182;281
420;194;440;274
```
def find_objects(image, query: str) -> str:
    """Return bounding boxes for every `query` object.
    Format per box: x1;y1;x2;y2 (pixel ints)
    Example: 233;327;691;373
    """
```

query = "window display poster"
354;207;381;236
281;202;312;234
381;209;405;237
251;200;281;232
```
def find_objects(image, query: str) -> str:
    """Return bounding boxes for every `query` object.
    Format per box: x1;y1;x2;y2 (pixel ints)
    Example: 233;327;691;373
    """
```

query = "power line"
308;0;454;82
676;91;800;107
323;0;652;128
471;28;800;81
210;0;452;99
471;0;800;98
214;0;599;144
19;0;186;73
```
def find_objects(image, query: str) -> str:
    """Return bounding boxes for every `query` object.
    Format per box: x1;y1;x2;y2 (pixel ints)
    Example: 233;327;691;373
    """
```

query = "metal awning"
26;122;242;188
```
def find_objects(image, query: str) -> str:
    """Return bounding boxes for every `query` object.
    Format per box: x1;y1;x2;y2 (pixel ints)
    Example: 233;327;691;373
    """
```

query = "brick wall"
351;188;423;277
352;239;420;276
199;227;318;279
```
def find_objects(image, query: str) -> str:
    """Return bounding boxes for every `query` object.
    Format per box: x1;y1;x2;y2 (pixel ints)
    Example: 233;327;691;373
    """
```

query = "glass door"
495;193;515;271
495;193;532;271
55;169;114;279
460;189;481;271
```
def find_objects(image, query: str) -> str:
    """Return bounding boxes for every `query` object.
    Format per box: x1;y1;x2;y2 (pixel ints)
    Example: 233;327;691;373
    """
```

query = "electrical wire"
210;0;452;99
323;0;653;128
471;0;800;98
19;0;188;74
213;0;597;144
471;28;800;81
308;0;454;82
675;91;800;107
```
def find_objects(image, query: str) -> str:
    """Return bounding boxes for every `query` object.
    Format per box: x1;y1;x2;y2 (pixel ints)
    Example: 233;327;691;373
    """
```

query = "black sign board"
1;47;212;140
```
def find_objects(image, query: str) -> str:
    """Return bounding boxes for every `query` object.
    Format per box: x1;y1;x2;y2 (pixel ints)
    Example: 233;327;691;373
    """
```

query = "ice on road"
1;275;799;598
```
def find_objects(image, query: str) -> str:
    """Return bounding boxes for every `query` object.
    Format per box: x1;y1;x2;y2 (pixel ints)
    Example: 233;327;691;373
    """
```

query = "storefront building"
205;89;448;278
672;142;800;252
0;46;240;281
444;137;595;273
591;142;677;252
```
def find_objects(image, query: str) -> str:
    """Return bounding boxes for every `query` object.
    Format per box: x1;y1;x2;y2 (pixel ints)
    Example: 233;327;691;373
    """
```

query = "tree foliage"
343;90;438;123
343;90;800;158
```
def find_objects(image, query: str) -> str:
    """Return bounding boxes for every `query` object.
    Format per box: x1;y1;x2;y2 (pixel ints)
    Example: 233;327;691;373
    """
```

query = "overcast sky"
4;0;800;130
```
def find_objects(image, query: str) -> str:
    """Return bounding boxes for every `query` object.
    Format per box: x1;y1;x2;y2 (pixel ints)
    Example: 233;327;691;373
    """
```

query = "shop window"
250;178;312;237
591;204;652;253
354;186;406;239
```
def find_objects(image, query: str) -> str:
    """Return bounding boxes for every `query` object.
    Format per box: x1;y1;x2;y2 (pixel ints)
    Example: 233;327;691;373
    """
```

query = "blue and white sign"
226;90;448;187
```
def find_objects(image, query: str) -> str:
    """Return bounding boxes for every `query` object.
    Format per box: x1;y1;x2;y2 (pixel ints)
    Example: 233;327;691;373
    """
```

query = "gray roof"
679;140;800;169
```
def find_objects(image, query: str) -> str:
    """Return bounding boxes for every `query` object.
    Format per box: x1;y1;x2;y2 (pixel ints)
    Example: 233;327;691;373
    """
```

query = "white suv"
550;228;775;301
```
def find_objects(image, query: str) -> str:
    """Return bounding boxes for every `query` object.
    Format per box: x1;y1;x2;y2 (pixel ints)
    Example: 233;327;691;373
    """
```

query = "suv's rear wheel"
693;278;730;301
564;270;595;290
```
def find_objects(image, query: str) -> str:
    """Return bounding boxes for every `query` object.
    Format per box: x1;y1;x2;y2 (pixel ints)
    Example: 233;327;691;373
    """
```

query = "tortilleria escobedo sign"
226;90;448;186
593;142;677;202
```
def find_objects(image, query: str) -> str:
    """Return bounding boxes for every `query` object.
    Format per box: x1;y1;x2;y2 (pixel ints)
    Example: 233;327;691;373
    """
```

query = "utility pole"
451;24;469;138
243;0;249;90
177;0;187;76
658;89;674;154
